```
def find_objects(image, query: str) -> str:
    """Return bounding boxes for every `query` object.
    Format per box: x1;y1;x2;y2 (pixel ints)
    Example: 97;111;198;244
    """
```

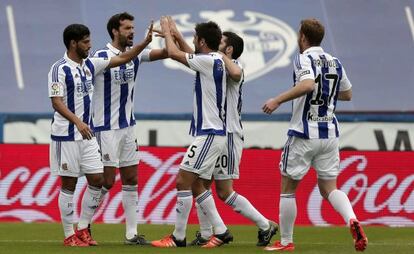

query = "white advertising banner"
3;119;413;151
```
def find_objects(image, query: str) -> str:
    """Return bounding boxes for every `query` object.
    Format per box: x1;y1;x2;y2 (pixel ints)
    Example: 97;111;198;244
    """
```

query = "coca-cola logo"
0;150;185;224
308;155;414;226
0;145;413;226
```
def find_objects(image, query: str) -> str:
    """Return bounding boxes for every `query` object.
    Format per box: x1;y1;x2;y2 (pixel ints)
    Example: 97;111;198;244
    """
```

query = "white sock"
328;189;356;225
196;190;227;235
279;193;296;246
195;202;213;239
78;185;101;230
173;190;193;241
122;185;138;239
58;189;75;238
225;191;269;230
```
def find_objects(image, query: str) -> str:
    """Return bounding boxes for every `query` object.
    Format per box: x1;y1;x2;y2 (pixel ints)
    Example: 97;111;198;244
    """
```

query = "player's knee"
176;177;188;191
122;174;137;186
103;178;115;190
318;186;330;200
88;175;104;189
216;188;232;201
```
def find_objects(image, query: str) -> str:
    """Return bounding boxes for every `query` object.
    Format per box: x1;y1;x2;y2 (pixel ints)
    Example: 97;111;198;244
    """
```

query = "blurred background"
0;0;413;227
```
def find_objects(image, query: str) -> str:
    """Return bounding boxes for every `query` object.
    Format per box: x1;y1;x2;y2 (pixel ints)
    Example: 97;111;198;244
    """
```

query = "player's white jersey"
91;43;151;131
288;46;352;139
48;53;109;141
185;52;227;136
225;59;244;137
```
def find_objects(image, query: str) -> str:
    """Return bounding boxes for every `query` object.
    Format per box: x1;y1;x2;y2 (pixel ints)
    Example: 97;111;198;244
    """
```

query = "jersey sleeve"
185;53;211;72
139;48;151;62
294;54;315;82
89;57;110;74
339;66;352;91
48;66;65;98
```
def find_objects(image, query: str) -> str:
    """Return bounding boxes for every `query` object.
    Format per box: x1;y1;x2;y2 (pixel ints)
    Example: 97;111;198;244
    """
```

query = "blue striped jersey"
226;59;244;137
185;52;227;136
91;43;151;131
288;47;352;139
48;53;110;141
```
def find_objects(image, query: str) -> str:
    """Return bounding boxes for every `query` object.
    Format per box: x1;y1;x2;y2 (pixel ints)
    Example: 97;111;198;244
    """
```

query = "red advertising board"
0;144;413;226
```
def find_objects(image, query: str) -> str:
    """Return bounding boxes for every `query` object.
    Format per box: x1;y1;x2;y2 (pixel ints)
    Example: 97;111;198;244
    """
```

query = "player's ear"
70;39;77;49
112;28;118;37
226;45;233;56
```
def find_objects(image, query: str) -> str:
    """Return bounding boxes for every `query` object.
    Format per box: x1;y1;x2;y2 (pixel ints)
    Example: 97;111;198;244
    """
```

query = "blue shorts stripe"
282;136;293;173
228;133;235;175
194;134;214;169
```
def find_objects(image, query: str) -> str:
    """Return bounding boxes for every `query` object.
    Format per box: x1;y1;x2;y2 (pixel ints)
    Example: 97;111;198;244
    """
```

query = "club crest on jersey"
151;10;297;82
61;163;68;171
103;154;110;161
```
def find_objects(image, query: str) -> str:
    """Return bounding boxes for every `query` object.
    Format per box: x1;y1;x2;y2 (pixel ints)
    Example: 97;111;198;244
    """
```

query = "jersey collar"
303;46;324;54
64;52;85;68
107;43;122;55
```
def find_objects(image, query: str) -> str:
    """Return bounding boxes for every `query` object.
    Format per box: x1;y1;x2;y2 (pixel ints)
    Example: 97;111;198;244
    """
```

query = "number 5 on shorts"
188;145;197;158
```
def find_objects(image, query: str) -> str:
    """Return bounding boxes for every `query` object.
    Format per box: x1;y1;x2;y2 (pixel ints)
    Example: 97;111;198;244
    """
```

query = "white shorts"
180;134;226;180
95;126;139;168
280;136;340;180
200;133;243;180
49;138;103;177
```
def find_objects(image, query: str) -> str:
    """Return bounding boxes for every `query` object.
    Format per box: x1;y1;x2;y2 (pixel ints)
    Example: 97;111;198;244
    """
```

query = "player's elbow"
229;73;242;82
338;90;352;101
231;69;242;82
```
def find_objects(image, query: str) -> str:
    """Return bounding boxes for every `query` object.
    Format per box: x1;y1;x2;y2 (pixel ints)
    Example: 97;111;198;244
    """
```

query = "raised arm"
221;53;242;82
168;16;194;54
107;21;154;68
149;48;168;61
262;79;315;114
160;16;189;66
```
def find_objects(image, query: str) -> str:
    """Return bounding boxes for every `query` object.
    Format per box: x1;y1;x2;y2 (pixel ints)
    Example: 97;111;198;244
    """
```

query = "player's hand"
167;16;179;37
144;21;154;44
153;27;165;38
262;98;281;114
160;16;170;34
76;121;94;140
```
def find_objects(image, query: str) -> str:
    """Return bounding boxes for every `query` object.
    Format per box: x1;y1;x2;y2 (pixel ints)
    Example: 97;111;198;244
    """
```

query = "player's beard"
76;46;89;59
120;34;133;48
194;45;200;54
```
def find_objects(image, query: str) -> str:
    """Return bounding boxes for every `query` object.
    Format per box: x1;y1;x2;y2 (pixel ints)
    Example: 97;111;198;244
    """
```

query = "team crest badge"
61;163;68;171
103;154;110;161
151;10;297;82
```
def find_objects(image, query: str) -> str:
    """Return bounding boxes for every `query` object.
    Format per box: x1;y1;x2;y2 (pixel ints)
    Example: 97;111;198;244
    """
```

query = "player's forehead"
79;35;90;43
119;19;134;28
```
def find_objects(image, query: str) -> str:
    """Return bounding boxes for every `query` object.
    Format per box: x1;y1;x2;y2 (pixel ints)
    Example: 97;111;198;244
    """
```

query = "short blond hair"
300;18;325;46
